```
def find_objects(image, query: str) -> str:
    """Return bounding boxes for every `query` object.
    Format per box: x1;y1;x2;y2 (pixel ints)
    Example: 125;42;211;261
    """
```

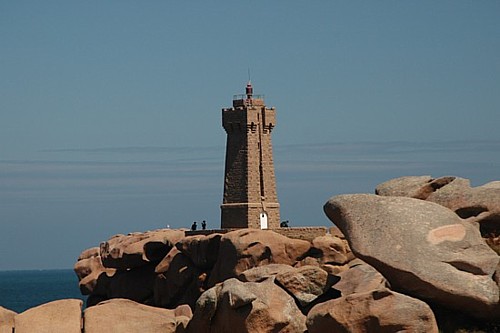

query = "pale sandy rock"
187;278;306;333
84;298;191;333
175;233;222;269
74;246;116;295
0;306;16;333
275;265;338;307
207;229;311;287
100;229;185;269
14;299;82;333
306;289;438;333
482;181;500;189
324;194;500;319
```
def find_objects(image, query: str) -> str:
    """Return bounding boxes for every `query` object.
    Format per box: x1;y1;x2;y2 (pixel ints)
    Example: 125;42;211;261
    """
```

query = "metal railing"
233;94;265;101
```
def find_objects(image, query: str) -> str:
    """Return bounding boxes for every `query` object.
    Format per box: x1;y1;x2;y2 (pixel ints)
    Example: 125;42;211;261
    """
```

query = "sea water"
0;269;86;313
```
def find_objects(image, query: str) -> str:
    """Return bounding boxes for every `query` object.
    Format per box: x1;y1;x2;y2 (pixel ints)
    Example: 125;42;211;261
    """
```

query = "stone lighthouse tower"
221;82;280;229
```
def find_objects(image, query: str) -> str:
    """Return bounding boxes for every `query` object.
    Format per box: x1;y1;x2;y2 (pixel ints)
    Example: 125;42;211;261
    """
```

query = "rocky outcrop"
207;229;311;286
324;193;500;319
14;299;83;333
62;175;500;331
100;229;185;269
306;288;438;333
376;175;500;238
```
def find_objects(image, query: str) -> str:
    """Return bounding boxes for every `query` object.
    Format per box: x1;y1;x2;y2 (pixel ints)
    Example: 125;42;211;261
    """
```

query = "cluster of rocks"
0;299;191;333
1;175;499;332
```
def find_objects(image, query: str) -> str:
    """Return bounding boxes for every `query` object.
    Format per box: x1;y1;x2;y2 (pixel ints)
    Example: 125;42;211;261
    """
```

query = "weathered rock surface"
376;175;500;237
306;288;438;333
207;229;311;286
308;234;353;265
238;264;295;282
74;246;116;295
187;278;307;333
275;265;339;308
100;229;185;269
14;299;82;333
333;259;390;296
0;306;16;333
324;194;500;319
84;298;191;333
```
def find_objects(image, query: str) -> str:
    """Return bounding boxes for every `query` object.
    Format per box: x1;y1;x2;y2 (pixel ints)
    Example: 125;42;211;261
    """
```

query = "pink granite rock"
74;246;116;295
207;229;311;287
187;278;306;333
376;176;500;239
100;229;184;269
307;289;438;333
275;265;338;308
324;194;500;319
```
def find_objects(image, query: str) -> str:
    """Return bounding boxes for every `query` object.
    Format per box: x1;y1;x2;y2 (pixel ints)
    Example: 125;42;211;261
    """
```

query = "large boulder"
309;234;353;265
275;265;339;308
83;298;191;333
14;299;82;333
376;176;500;237
324;194;500;319
100;229;185;269
187;278;306;333
207;229;311;287
306;288;438;333
332;259;390;296
0;306;16;333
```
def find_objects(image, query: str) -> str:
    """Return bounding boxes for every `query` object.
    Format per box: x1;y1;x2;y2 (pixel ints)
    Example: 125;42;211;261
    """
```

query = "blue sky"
1;1;499;270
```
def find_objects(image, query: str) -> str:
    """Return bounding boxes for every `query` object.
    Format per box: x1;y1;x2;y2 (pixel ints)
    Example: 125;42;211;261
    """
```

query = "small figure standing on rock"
191;221;197;231
280;220;289;228
202;220;207;230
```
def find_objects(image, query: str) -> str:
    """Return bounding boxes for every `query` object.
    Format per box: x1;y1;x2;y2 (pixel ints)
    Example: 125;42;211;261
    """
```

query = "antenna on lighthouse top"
246;68;253;99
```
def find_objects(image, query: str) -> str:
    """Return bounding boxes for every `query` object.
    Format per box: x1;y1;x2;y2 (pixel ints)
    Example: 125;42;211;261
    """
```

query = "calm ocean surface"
0;269;86;313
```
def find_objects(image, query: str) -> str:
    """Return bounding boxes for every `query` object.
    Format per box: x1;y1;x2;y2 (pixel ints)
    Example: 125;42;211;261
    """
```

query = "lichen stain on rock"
427;224;466;245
